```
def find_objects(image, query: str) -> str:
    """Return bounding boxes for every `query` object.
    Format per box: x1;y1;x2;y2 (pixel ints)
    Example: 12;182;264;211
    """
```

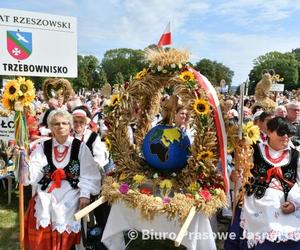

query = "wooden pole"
74;196;107;221
19;183;24;250
174;206;196;247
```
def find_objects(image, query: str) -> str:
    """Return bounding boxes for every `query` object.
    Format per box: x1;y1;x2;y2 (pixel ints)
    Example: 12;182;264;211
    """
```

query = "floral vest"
245;143;299;201
38;138;81;191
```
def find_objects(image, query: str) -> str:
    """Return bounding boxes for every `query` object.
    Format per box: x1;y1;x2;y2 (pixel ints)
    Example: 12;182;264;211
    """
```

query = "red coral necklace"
54;146;69;162
264;145;288;164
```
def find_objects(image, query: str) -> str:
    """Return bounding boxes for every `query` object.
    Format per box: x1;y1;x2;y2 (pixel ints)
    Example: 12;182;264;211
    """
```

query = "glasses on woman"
276;128;294;137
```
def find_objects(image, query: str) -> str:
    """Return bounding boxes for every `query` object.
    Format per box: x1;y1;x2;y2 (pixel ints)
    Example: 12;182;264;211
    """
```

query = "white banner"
0;113;15;142
270;83;284;92
0;8;77;77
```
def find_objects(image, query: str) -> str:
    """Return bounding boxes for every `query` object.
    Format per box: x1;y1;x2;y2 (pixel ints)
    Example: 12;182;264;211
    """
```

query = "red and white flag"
157;22;171;47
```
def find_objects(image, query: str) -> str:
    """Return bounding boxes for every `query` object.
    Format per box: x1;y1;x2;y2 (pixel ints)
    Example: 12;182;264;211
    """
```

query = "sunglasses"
276;128;294;137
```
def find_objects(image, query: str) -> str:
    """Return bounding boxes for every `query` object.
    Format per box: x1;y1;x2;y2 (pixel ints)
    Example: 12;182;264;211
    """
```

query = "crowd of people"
2;78;300;250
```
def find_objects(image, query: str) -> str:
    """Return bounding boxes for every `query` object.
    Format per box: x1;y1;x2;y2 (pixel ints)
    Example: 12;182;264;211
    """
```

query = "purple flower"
119;183;129;194
163;197;171;204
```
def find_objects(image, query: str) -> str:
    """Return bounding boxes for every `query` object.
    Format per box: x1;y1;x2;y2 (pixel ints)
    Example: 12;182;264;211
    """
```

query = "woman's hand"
79;197;90;209
281;201;295;214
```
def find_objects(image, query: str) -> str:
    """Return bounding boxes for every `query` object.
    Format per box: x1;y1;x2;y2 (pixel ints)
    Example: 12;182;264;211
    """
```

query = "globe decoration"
142;125;191;171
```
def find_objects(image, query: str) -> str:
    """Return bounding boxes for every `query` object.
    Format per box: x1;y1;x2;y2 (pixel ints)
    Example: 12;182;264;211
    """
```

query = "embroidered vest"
38;138;81;191
245;143;299;201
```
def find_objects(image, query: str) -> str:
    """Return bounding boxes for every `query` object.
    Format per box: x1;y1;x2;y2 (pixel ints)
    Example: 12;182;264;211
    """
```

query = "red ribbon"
266;167;294;187
47;168;66;193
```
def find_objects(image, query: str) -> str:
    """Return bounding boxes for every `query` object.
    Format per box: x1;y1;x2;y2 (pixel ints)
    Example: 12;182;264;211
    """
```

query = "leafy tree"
248;51;299;94
193;59;234;87
114;72;125;85
101;48;147;83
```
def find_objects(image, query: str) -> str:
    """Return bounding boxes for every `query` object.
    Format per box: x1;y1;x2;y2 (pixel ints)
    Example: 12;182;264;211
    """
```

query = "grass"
0;179;228;250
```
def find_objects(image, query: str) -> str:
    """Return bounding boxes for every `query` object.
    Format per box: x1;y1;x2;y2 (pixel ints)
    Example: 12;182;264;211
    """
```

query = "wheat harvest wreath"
101;48;228;223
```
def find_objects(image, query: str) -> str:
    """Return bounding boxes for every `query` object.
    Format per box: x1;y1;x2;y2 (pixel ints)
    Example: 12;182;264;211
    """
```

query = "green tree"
248;51;299;94
193;59;234;87
114;72;125;85
101;48;147;83
72;55;101;91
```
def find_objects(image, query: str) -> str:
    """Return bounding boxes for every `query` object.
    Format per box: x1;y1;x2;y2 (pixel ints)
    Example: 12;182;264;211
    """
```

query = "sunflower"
197;150;214;161
105;137;112;151
135;68;148;80
110;94;121;107
18;77;35;96
242;121;260;144
193;98;209;115
4;80;19;100
1;94;12;111
179;71;195;82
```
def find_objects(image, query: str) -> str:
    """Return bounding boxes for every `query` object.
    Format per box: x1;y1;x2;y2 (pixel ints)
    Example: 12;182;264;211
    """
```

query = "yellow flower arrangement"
159;179;173;189
109;94;121;107
242;121;260;144
133;174;145;184
1;77;35;112
179;71;195;82
193;98;210;115
197;150;214;161
135;68;148;80
187;182;200;193
105;137;112;151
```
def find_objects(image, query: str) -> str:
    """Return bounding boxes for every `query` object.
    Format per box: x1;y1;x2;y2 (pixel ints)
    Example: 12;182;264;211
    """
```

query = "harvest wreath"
101;48;227;223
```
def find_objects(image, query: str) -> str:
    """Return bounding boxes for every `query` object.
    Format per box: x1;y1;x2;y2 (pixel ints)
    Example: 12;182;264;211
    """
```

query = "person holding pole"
23;109;101;250
225;117;300;249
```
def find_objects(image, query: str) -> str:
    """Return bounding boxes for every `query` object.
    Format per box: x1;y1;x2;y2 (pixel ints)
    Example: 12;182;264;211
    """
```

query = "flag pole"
19;183;25;250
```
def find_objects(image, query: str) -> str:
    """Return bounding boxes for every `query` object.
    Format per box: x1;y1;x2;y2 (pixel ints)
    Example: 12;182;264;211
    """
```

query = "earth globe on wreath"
142;125;191;171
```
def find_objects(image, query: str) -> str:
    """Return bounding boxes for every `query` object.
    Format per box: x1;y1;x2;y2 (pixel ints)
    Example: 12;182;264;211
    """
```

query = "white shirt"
24;136;101;233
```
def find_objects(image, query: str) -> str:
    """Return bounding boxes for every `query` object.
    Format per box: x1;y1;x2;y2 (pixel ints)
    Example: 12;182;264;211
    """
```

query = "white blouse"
240;141;300;247
24;136;101;233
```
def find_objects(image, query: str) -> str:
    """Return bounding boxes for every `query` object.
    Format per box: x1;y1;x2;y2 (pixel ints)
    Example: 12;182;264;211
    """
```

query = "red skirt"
24;196;81;250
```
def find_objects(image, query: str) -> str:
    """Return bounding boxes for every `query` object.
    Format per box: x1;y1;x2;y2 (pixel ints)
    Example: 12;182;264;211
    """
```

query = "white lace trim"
240;218;300;247
35;219;81;233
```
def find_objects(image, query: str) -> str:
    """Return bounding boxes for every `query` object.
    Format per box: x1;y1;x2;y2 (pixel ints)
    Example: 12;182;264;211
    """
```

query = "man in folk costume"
72;106;110;250
72;106;109;172
24;109;101;250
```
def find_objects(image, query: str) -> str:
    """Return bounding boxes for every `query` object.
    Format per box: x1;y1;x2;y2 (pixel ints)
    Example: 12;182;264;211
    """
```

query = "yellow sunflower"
110;94;121;107
1;94;12;111
135;68;148;80
179;71;195;82
193;99;210;115
105;137;112;151
197;150;214;161
242;121;260;144
18;77;35;96
4;80;19;100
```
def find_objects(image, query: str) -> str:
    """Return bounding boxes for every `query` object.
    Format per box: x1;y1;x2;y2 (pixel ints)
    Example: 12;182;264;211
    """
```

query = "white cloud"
215;0;300;26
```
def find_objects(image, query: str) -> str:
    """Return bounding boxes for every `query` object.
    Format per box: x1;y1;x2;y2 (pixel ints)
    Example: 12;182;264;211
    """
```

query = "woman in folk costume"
24;109;101;250
225;117;300;249
72;106;109;172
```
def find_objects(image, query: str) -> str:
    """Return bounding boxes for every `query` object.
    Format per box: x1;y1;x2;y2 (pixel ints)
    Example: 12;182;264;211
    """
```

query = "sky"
1;0;300;86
